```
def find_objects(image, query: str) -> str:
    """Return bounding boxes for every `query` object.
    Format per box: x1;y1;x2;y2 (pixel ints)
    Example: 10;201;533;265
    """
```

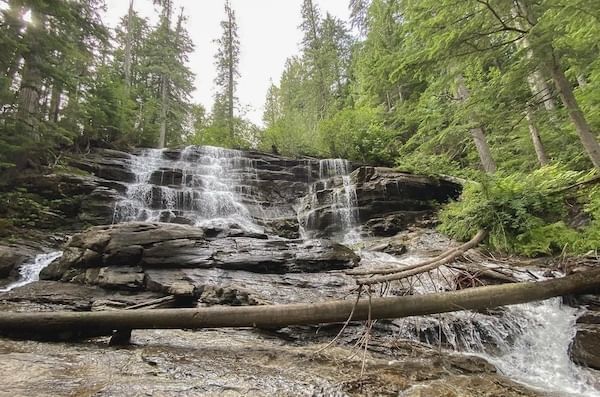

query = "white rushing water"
301;159;361;243
0;251;63;292
361;250;600;396
481;299;600;397
113;146;262;232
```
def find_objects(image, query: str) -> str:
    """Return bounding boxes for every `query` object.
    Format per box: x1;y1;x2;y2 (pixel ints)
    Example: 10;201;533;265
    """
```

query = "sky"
103;0;351;126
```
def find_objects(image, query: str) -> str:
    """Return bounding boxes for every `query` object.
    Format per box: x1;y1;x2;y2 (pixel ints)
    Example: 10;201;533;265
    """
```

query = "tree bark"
17;10;45;139
158;74;168;149
529;70;556;112
526;108;549;166
548;57;600;170
455;74;497;174
49;83;62;123
0;270;598;337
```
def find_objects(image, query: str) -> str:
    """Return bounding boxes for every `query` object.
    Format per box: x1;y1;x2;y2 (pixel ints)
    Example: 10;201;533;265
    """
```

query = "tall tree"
124;0;135;88
514;0;600;169
213;0;240;143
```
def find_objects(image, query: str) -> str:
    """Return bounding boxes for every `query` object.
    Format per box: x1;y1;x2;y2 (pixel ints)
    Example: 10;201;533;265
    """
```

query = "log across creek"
0;269;599;338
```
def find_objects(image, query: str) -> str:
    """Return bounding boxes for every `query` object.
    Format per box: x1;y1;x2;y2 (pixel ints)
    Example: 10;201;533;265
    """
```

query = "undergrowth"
438;165;600;257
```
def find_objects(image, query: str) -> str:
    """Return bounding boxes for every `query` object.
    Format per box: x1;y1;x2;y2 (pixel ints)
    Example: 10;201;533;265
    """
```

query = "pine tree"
213;0;240;143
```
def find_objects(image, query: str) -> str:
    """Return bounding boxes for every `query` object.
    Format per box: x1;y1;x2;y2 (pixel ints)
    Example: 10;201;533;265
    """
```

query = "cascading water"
113;146;262;232
0;251;63;292
300;159;361;243
362;250;600;396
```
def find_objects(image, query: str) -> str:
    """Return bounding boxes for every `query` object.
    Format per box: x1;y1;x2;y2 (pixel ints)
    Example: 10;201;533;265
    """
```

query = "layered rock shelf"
55;146;460;239
41;222;359;299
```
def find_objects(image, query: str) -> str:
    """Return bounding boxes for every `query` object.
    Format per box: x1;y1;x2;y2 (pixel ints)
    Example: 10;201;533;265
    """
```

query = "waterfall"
0;251;63;292
113;146;262;232
301;159;361;242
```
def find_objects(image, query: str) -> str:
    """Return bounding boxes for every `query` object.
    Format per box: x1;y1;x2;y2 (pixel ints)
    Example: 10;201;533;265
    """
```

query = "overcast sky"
103;0;351;126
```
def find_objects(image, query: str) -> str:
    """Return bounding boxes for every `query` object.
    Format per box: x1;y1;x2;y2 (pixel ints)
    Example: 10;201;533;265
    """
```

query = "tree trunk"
158;75;168;149
17;11;45;140
548;57;600;170
526;108;549;166
124;0;134;88
0;270;598;338
455;74;497;174
49;83;62;123
227;13;235;142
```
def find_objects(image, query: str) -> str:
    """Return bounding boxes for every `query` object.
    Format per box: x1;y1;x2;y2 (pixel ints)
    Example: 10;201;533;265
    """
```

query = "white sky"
103;0;351;126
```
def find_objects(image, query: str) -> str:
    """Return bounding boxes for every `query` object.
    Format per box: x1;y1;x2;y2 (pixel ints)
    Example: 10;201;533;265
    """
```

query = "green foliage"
318;107;394;163
439;167;600;256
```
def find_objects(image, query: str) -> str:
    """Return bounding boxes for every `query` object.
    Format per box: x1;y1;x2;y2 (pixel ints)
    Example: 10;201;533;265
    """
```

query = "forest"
1;0;599;257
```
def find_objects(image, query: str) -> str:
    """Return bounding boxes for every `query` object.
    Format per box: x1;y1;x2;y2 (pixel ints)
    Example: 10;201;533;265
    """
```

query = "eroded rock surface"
40;222;359;296
0;328;542;397
9;147;460;239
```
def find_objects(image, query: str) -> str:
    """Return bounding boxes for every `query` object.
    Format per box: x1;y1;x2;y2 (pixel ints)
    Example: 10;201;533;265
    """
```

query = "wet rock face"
32;147;461;239
0;246;29;279
572;311;600;370
40;222;359;294
299;165;461;238
572;324;600;370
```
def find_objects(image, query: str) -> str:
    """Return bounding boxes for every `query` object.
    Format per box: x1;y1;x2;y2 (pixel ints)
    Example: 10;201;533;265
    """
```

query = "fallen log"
0;270;598;338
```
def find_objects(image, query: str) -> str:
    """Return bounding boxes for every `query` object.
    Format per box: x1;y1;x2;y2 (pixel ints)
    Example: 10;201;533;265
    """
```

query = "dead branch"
354;230;487;286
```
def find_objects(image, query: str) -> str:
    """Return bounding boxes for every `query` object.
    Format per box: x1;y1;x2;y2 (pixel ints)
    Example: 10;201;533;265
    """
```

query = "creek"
1;145;598;396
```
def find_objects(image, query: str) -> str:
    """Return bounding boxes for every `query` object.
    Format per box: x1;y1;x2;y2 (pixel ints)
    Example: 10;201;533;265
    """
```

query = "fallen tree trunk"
0;270;599;337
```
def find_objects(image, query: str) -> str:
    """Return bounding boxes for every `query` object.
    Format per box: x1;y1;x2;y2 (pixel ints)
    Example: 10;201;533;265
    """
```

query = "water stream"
0;251;63;292
361;250;600;396
86;147;600;395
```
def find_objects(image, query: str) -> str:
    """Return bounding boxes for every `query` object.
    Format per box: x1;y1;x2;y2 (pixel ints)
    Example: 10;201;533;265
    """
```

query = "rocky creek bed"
1;146;599;396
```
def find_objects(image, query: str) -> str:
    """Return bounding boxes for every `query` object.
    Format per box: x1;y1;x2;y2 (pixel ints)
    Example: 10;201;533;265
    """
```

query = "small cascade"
0;251;63;292
361;250;600;396
300;159;361;242
113;146;262;232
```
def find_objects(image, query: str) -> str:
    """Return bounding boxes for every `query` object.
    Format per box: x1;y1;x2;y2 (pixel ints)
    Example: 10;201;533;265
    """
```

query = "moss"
51;163;91;177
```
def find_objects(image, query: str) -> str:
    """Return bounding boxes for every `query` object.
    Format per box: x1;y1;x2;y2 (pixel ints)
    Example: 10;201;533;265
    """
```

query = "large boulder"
0;246;28;279
571;311;600;370
41;222;359;294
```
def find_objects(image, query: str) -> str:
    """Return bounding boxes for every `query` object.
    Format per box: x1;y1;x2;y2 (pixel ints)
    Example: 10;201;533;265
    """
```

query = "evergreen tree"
213;0;240;144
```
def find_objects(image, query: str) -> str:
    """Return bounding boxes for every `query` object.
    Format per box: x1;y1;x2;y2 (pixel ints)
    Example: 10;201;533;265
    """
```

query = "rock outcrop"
41;222;359;296
9;147;460;239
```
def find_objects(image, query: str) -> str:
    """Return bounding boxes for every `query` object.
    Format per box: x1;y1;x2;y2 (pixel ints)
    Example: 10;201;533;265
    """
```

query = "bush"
438;165;600;256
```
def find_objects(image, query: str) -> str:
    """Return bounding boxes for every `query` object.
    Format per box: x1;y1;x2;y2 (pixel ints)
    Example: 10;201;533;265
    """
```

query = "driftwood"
0;269;598;338
352;230;487;286
124;295;177;310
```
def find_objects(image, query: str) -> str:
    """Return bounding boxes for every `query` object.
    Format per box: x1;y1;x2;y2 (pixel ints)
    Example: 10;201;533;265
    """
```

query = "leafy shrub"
439;165;599;256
